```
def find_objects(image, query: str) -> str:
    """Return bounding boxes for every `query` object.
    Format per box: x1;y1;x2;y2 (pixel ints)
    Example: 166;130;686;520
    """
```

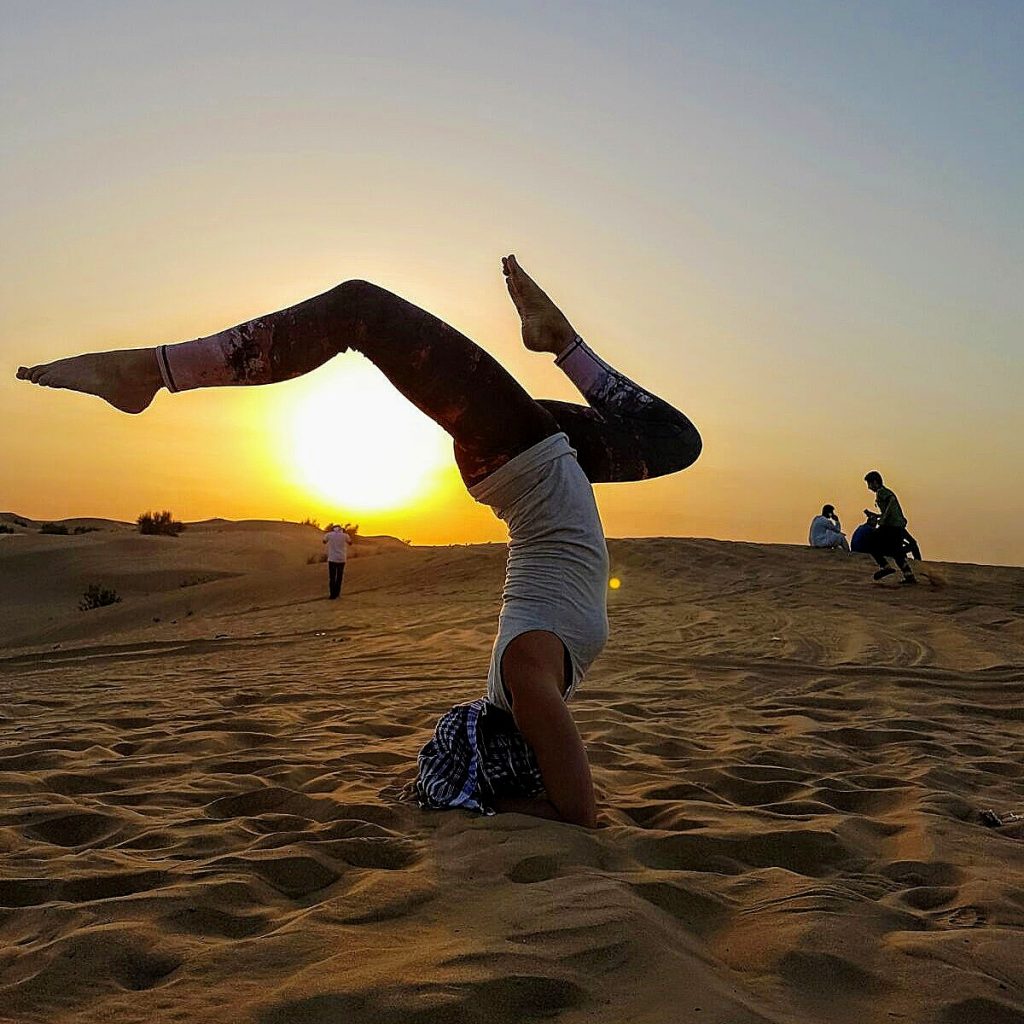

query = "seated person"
851;510;878;553
852;509;922;560
809;504;850;551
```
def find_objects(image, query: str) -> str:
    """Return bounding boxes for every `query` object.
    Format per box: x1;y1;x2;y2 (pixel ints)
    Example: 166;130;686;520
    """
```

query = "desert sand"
1;516;1022;1024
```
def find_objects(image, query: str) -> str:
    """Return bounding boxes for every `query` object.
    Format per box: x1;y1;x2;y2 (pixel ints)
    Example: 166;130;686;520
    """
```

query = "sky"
2;1;1022;565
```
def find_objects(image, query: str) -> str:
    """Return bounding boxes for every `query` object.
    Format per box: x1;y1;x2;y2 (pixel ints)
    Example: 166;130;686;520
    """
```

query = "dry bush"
138;510;184;536
79;583;122;611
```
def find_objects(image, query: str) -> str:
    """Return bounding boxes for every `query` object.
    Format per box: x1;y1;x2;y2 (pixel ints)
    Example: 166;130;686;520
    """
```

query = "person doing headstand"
17;255;702;827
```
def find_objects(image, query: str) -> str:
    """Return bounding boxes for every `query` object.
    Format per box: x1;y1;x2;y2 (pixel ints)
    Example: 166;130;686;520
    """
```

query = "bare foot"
16;348;164;414
502;254;577;355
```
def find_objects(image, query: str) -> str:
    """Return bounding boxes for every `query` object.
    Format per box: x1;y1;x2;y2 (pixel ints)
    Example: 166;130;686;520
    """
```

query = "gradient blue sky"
2;2;1022;564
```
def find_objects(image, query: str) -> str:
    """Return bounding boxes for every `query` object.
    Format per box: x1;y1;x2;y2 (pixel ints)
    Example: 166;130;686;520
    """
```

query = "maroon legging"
163;280;701;488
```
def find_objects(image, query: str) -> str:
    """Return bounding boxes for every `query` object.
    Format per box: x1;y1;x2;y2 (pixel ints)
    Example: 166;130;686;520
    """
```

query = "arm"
501;631;597;828
876;489;898;529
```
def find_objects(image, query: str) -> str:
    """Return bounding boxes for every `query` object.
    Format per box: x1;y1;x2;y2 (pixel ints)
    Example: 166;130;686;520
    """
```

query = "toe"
16;366;28;379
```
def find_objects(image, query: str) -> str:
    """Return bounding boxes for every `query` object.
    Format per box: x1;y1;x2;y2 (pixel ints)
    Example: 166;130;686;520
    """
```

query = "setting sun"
276;356;452;513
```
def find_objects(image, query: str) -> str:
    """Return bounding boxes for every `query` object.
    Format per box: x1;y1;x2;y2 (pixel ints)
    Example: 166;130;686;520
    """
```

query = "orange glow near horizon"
271;356;452;517
2;6;1022;567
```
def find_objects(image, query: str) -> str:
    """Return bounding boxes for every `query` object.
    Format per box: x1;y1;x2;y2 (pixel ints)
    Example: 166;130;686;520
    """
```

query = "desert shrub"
138;510;184;536
306;552;328;564
0;524;13;534
72;526;99;535
300;516;321;529
12;516;28;527
40;522;69;535
322;521;359;538
79;583;121;611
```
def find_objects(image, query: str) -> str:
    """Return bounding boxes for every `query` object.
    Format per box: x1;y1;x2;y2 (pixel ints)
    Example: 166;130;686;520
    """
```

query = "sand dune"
1;523;1023;1023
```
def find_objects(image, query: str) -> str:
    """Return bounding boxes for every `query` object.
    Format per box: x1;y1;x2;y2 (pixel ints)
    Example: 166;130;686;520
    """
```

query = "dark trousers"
328;561;346;599
869;527;911;571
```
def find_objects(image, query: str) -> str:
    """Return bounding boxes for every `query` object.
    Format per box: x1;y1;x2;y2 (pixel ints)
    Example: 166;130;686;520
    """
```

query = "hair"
864;470;883;486
822;504;835;516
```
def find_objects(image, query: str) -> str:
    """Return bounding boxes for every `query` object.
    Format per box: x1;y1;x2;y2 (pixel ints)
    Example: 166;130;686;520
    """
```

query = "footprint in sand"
944;905;987;929
507;854;561;884
258;974;586;1024
22;810;126;848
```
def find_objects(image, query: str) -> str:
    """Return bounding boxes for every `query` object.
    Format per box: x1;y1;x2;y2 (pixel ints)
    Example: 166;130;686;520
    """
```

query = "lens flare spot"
609;577;622;590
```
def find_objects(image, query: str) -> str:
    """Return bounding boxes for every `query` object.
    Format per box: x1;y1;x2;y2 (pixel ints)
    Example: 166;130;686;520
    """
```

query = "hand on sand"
16;348;163;414
501;254;577;356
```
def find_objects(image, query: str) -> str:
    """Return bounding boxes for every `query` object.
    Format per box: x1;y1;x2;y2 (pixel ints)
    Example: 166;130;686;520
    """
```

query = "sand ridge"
1;524;1023;1023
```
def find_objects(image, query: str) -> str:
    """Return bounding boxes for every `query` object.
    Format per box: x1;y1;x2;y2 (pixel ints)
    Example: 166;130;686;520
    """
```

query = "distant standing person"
322;524;351;599
864;471;916;585
809;504;850;551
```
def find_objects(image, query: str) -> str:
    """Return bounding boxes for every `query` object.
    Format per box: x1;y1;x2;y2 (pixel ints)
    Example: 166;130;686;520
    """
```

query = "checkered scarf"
413;699;544;814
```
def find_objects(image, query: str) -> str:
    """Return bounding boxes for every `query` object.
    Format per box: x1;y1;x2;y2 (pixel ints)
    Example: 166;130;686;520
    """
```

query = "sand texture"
1;520;1023;1024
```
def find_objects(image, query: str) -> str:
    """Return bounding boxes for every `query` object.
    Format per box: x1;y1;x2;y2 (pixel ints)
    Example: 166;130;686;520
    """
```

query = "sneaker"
873;567;896;581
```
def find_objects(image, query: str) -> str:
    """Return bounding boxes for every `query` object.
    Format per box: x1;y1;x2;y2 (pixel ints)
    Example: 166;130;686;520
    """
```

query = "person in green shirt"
864;471;916;585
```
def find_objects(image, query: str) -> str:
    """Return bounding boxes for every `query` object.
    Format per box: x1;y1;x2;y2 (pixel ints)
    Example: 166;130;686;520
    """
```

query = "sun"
277;356;452;512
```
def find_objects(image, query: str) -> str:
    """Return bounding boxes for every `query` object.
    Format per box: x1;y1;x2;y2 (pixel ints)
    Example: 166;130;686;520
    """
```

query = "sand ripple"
1;532;1023;1022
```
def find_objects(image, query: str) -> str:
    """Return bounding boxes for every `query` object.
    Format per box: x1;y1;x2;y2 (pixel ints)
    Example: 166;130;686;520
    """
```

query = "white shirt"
324;529;351;561
469;433;609;715
809;515;844;547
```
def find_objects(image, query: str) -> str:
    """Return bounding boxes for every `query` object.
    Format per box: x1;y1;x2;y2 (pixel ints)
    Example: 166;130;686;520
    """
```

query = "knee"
327;278;382;304
658;421;702;476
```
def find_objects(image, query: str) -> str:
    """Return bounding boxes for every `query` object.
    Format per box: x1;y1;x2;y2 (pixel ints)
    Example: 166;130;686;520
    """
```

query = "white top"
469;432;609;714
809;515;844;547
324;529;351;561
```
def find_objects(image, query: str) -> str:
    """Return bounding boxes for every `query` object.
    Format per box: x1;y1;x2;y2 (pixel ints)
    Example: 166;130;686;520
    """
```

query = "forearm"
502;633;599;828
510;698;596;827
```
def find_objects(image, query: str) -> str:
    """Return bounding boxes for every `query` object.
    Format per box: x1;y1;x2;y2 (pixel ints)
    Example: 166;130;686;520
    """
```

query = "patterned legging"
159;280;702;488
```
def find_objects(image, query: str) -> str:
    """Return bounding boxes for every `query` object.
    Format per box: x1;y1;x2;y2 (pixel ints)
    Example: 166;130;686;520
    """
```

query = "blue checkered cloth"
414;699;544;814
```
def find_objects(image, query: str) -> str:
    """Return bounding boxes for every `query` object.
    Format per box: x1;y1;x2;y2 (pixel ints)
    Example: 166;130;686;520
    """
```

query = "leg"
869;527;915;581
502;256;701;483
868;537;892;570
903;530;922;561
328;562;342;599
18;279;557;487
